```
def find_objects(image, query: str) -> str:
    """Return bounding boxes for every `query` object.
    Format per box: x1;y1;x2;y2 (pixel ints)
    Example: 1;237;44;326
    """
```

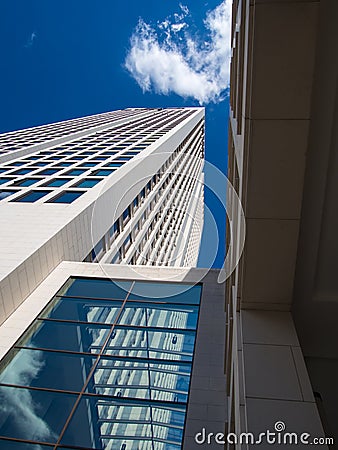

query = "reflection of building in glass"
0;263;227;449
0;107;204;327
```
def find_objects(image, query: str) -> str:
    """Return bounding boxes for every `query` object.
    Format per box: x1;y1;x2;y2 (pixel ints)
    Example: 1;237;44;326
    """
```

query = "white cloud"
171;23;187;33
125;0;232;104
179;3;189;16
0;350;57;443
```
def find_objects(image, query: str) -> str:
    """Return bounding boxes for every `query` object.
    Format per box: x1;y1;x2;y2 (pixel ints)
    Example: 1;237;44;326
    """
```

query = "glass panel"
0;178;13;185
0;190;17;200
0;348;96;392
129;282;202;304
39;296;122;324
153;424;184;444
42;178;71;187
79;162;97;167
0;439;53;449
118;303;199;330
65;169;86;176
74;178;102;188
0;385;77;442
104;328;195;361
48;191;83;204
11;169;33;175
92;169;115;177
11;178;41;187
56;162;72;167
61;396;154;448
86;357;191;402
60;278;131;300
105;162;123;168
36;169;59;175
16;320;111;354
14;191;51;203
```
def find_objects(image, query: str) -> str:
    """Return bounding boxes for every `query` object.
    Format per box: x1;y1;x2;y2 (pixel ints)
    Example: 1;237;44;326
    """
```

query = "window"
36;168;60;176
73;178;102;188
47;191;84;204
11;178;41;187
79;162;97;167
0;190;18;200
65;169;86;176
109;220;120;239
7;161;26;167
42;178;72;187
11;168;34;175
90;238;105;261
0;178;14;185
91;169;115;177
55;162;73;167
105;162;123;168
111;251;121;263
123;233;132;253
13;190;51;202
123;206;130;222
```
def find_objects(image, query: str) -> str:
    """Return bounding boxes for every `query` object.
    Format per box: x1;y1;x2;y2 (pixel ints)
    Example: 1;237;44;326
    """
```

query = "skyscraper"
0;107;204;326
0;107;217;449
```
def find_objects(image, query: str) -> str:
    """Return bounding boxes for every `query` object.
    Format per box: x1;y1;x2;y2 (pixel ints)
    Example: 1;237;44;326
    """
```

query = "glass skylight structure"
0;277;201;449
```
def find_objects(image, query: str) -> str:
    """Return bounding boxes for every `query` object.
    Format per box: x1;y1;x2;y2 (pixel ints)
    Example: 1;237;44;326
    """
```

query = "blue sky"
0;0;231;268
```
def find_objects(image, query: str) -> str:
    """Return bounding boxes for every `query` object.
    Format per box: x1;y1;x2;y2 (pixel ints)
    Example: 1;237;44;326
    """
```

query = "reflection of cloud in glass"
0;350;57;443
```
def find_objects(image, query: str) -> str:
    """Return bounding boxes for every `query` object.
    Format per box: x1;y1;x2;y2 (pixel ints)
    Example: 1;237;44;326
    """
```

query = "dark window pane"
42;178;71;187
104;328;196;361
0;385;77;442
13;191;50;203
87;357;191;402
39;296;122;324
61;396;153;448
59;278;131;300
16;320;111;353
91;169;115;177
105;162;123;168
0;439;53;449
11;169;33;175
118;303;199;330
36;169;59;176
0;348;96;392
65;169;86;176
56;162;72;167
0;178;14;185
48;191;83;203
74;178;102;188
129;282;202;304
79;162;97;167
11;178;41;187
0;190;18;200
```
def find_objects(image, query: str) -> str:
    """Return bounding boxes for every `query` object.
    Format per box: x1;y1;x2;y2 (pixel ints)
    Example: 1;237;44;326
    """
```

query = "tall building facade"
0;108;217;449
0;107;204;326
226;0;338;447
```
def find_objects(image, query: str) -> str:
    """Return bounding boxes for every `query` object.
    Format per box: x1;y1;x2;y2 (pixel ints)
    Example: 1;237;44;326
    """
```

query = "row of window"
84;120;204;265
0;109;143;153
0;110;194;200
0;189;84;203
